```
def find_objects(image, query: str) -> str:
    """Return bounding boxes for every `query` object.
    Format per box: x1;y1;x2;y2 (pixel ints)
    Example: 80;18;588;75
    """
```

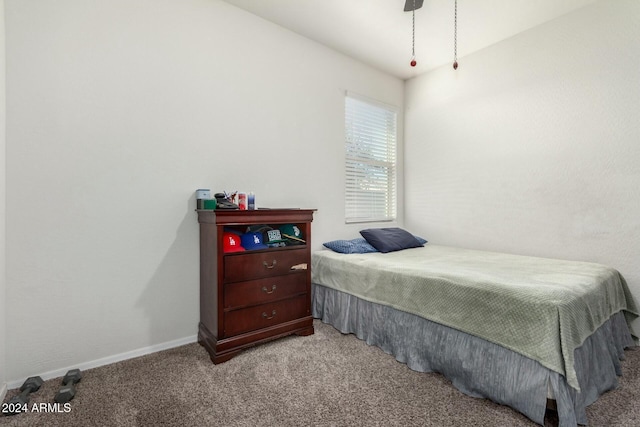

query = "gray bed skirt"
311;283;635;426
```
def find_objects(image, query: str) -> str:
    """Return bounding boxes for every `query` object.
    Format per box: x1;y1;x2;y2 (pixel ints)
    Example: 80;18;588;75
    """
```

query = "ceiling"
221;0;597;80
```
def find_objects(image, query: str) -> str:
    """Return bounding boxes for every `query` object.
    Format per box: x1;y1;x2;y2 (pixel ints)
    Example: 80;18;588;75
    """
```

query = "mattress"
311;245;638;391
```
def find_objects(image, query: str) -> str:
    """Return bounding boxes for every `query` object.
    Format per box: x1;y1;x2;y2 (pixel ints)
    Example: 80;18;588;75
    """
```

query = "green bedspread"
311;245;638;391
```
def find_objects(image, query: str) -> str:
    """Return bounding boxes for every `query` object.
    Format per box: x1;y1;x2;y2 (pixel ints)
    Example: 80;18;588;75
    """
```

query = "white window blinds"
345;94;398;223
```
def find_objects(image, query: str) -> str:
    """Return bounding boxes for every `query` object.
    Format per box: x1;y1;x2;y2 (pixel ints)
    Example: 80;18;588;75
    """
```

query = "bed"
311;243;638;426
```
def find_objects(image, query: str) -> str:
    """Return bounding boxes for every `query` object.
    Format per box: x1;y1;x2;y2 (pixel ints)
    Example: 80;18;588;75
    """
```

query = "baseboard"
0;382;7;403
7;334;197;390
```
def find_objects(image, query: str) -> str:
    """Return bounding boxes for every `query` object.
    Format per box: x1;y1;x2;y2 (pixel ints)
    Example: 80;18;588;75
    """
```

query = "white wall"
4;0;403;382
405;0;640;333
0;0;7;400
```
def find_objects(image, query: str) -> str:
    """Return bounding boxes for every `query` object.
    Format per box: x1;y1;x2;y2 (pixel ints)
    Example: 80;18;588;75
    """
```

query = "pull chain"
453;0;458;70
410;0;416;67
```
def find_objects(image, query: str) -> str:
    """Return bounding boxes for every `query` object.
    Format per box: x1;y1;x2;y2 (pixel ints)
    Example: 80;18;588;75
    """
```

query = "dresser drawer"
224;274;307;310
224;249;308;283
224;295;309;337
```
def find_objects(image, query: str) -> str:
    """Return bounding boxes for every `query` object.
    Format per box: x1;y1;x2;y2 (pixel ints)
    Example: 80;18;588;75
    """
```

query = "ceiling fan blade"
404;0;424;12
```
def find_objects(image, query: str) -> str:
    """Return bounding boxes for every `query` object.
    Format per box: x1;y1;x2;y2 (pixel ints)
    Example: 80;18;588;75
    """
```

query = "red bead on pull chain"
410;58;417;67
453;61;458;70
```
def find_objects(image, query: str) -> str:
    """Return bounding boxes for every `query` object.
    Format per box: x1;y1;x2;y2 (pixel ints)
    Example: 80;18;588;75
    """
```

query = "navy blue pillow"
359;227;424;253
323;238;378;254
414;235;428;245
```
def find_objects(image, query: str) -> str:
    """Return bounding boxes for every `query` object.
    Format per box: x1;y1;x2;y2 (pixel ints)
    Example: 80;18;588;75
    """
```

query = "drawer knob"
263;260;277;269
261;284;277;294
262;310;276;320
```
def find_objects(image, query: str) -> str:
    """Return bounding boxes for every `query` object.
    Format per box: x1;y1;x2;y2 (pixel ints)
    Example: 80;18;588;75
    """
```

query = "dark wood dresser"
197;208;316;363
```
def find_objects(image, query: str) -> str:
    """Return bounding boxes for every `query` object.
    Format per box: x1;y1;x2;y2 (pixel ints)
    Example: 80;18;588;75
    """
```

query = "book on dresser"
196;208;316;364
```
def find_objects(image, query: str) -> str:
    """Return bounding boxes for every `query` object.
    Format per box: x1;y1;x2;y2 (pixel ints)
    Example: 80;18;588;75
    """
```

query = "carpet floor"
1;320;639;426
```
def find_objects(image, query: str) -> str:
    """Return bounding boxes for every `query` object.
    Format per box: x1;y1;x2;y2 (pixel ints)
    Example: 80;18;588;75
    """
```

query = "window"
344;93;398;223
